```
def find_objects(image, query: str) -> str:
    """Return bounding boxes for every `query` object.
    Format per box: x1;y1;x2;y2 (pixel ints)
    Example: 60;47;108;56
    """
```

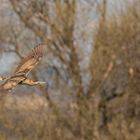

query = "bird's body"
0;44;46;91
0;73;26;91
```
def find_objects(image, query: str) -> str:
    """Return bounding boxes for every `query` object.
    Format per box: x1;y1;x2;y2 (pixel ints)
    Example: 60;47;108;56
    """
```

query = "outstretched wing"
15;44;45;75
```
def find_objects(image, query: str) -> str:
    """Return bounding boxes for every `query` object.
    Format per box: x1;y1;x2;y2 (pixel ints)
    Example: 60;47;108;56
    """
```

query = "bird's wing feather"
14;44;45;75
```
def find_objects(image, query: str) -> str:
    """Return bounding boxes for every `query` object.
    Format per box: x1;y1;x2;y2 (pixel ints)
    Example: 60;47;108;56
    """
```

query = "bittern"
0;44;46;91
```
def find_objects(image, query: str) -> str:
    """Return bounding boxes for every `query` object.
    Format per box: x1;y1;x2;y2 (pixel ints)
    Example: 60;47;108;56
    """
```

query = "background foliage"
0;0;140;140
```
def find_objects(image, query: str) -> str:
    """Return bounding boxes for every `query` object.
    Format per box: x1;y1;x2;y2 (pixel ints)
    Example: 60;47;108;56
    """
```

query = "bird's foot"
35;81;46;85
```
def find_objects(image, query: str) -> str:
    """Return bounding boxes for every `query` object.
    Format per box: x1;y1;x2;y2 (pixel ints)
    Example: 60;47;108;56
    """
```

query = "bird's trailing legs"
21;79;46;86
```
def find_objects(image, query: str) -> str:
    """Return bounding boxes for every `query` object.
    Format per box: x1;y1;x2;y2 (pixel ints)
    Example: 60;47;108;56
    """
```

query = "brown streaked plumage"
0;44;46;91
15;44;44;74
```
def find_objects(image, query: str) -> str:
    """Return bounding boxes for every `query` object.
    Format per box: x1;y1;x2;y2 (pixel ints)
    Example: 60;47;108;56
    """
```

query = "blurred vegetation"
0;0;140;140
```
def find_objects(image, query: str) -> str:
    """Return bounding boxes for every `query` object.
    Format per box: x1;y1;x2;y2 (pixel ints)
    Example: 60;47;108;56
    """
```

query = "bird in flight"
0;44;46;91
